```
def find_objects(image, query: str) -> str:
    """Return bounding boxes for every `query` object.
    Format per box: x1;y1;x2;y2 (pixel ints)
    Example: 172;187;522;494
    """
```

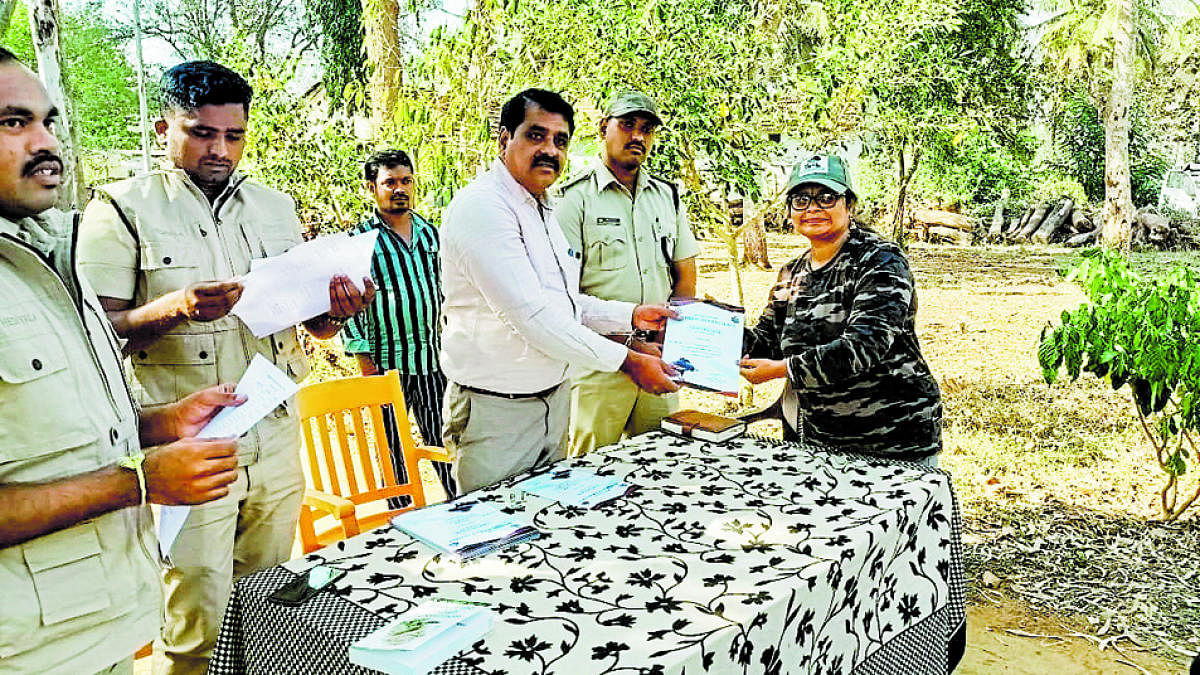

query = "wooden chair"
295;371;451;553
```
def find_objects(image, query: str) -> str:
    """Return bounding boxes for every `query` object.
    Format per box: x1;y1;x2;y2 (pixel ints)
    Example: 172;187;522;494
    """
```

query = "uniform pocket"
22;523;112;625
140;241;200;300
0;334;96;460
131;333;218;404
586;233;628;272
260;235;295;258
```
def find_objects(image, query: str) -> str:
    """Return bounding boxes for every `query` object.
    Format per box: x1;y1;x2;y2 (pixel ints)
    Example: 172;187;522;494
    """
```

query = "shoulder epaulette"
649;174;681;212
558;170;594;194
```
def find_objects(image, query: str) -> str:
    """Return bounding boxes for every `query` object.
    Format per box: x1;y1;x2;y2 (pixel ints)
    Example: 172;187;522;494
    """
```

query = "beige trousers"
443;382;569;494
156;418;304;675
567;369;678;457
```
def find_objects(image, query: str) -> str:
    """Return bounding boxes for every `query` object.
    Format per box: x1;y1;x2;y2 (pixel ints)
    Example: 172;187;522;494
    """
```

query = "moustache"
22;154;63;177
531;155;560;171
625;143;646;153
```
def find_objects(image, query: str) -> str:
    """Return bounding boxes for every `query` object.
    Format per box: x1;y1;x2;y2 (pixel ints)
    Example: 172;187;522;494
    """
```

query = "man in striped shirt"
341;150;455;496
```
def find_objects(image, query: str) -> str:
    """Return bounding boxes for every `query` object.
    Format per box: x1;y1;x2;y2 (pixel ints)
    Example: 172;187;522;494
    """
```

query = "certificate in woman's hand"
660;300;745;395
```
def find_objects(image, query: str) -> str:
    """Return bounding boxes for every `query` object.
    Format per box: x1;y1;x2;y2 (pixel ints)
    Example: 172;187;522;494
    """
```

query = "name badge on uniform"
596;217;622;227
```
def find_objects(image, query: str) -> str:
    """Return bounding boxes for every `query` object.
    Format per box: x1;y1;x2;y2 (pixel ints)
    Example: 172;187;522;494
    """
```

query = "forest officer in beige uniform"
77;61;373;675
557;91;699;455
0;48;245;675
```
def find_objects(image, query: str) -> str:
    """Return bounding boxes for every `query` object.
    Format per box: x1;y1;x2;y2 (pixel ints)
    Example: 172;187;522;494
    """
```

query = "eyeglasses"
788;192;842;211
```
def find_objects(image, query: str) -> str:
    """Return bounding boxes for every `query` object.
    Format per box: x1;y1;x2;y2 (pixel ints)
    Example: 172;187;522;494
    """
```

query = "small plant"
1038;250;1200;520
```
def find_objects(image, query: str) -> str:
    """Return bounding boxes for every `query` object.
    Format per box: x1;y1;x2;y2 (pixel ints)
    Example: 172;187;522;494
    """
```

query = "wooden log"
912;208;977;232
927;225;973;245
1065;229;1100;247
1136;211;1174;248
1006;214;1022;236
1069;208;1092;234
1011;204;1035;236
1018;202;1050;239
1033;199;1074;244
988;202;1006;238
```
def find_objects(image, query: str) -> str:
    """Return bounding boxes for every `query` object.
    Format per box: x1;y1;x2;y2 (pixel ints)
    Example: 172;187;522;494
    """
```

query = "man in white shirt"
441;88;679;492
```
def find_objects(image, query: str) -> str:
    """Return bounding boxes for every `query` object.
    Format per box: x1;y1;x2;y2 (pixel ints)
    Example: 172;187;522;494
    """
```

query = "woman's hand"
738;357;787;384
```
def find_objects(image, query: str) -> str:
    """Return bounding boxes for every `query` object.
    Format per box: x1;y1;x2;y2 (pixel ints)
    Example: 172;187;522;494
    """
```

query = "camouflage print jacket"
743;226;942;459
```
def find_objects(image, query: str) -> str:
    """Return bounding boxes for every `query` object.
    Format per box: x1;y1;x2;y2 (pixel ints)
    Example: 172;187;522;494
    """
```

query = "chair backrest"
296;372;430;511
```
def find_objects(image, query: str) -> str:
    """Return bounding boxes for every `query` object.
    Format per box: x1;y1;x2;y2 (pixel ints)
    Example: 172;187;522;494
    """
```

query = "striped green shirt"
341;212;442;375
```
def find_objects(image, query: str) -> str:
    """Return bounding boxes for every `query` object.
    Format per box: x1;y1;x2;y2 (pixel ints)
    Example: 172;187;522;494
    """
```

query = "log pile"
988;197;1098;246
907;199;1197;250
909;197;1097;247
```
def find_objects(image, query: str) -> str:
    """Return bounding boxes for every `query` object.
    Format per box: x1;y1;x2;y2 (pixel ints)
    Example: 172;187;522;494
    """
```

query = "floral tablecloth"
209;432;965;675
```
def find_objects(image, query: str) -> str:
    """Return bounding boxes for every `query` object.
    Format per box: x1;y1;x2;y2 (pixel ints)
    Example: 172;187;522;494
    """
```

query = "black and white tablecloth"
210;432;965;675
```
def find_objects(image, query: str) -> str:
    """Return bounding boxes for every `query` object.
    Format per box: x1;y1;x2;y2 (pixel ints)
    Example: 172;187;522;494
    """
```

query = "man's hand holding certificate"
660;300;745;395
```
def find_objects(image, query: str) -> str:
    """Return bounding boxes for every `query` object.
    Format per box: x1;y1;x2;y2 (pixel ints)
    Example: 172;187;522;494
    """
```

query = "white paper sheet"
517;468;632;508
232;230;379;337
661;301;745;395
156;355;301;560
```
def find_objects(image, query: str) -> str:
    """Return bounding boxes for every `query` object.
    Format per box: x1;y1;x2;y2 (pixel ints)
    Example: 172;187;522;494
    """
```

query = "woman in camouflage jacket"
739;155;942;464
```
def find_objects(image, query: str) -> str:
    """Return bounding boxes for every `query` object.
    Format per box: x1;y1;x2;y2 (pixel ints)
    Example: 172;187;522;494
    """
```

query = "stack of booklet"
390;501;540;561
661;409;747;443
348;599;494;675
517;467;633;509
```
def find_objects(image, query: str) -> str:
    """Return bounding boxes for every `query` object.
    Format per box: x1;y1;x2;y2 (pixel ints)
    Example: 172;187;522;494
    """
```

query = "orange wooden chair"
295;371;451;553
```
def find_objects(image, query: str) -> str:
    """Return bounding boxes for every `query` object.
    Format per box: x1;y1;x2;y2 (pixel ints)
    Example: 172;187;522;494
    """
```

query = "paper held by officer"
661;300;745;395
232;230;380;336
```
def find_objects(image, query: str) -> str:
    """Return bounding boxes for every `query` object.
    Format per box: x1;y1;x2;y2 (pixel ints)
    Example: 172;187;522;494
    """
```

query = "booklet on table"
390;501;540;561
516;467;633;508
348;599;494;675
660;300;745;396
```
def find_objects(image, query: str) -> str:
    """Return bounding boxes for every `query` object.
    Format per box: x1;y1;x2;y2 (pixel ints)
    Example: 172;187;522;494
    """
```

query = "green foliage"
1048;91;1169;207
230;53;366;234
3;4;140;152
380;0;801;232
1030;173;1090;206
913;132;1039;205
306;0;365;107
1039;250;1200;518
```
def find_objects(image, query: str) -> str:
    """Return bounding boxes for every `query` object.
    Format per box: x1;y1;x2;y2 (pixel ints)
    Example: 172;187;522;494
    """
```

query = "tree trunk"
363;0;401;137
891;143;921;243
26;0;85;209
737;197;771;269
988;201;1005;238
1102;0;1136;250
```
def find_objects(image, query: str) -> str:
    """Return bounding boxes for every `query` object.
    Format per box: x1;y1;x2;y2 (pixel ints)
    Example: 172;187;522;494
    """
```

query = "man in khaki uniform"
557;91;699;455
0;48;243;675
77;61;373;675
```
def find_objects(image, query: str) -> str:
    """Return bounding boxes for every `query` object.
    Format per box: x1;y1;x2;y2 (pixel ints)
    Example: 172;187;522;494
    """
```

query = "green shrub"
1039;250;1200;520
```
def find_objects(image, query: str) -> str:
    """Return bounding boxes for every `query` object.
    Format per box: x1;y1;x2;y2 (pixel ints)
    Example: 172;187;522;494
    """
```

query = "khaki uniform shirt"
77;169;310;466
556;164;700;305
0;210;159;674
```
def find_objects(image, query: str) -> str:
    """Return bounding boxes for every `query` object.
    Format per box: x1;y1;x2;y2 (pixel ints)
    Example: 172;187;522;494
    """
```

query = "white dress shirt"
440;160;633;393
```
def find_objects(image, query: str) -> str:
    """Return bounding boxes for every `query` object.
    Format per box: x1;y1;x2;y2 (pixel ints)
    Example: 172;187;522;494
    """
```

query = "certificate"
661;300;744;395
232;230;379;337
